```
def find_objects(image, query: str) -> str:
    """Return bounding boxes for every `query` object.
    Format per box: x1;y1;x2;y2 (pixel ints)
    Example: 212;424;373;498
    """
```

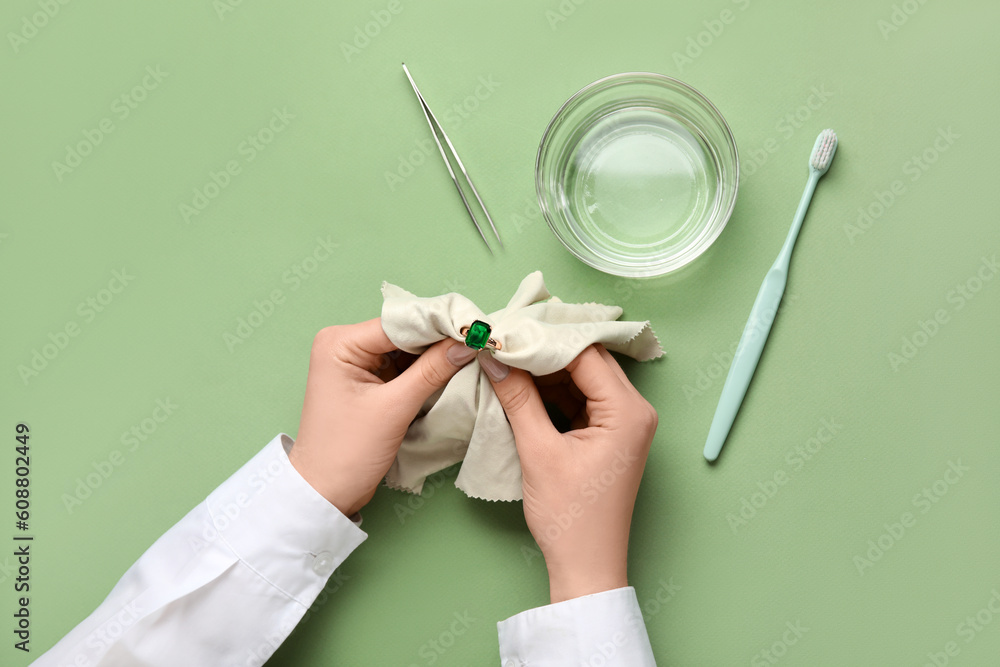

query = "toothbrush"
703;129;838;462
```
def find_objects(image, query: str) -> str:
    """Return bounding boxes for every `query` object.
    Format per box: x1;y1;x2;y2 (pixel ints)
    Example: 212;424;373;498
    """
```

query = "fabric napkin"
381;271;663;501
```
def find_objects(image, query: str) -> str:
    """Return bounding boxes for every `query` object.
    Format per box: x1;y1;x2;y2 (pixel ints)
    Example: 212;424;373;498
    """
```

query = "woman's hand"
288;318;477;517
481;344;657;603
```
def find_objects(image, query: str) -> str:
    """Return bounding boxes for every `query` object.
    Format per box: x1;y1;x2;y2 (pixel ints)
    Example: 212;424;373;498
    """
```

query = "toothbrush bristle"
810;129;838;172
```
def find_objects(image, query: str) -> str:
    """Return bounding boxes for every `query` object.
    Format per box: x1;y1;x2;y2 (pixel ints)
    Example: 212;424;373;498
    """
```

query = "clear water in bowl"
561;107;717;265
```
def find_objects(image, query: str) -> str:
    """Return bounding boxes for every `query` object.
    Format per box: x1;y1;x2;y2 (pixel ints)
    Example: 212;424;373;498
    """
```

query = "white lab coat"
32;435;656;666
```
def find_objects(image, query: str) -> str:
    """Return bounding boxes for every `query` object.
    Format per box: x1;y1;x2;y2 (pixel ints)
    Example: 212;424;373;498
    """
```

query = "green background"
3;0;999;664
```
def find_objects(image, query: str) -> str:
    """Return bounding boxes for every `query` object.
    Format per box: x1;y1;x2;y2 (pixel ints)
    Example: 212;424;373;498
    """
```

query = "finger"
384;338;476;414
337;319;439;380
594;344;638;395
334;318;403;372
544;365;593;404
565;345;629;403
483;361;558;445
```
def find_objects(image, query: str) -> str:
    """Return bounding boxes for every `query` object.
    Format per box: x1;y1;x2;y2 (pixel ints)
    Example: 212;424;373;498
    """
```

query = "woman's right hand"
480;344;658;604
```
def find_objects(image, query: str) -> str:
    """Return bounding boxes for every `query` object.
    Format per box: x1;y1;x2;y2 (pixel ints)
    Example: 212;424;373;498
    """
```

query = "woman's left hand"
288;318;477;516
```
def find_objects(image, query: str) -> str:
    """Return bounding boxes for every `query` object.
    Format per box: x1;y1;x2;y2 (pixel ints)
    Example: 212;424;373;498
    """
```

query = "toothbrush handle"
703;265;788;461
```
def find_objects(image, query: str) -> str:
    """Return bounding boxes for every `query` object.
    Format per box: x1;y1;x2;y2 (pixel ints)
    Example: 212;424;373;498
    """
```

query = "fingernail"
447;343;478;366
478;350;509;382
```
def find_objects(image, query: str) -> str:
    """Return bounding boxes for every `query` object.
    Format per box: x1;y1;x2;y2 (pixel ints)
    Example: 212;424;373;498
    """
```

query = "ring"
460;320;502;351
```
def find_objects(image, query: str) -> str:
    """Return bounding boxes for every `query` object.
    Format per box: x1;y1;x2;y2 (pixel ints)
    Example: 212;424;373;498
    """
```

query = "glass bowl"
535;73;739;277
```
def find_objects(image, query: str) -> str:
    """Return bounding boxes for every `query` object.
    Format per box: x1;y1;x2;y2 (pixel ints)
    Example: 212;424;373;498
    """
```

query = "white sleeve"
31;434;367;667
497;587;656;666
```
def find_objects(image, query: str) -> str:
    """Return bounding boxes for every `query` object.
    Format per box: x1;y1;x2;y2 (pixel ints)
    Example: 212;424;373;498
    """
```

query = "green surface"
3;0;999;665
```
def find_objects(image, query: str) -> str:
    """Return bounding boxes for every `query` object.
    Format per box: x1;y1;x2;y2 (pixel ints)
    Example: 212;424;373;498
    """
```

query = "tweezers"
402;63;503;254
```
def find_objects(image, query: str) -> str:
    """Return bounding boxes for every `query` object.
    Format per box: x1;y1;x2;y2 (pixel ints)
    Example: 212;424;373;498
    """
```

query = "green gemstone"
464;320;491;350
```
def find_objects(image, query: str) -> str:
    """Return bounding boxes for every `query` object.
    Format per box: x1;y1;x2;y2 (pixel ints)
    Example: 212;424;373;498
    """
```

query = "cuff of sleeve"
204;433;367;606
497;587;655;666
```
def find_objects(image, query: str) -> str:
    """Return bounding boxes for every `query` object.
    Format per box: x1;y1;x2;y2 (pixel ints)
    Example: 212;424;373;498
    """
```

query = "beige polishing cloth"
381;271;663;501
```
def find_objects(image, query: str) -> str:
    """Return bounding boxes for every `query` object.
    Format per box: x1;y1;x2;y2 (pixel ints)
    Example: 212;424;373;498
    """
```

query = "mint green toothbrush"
704;129;838;462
